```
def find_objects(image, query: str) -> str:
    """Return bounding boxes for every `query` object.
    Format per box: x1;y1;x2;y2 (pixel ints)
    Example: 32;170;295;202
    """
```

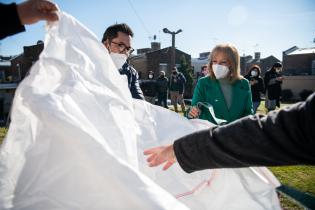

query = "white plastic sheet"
0;12;281;210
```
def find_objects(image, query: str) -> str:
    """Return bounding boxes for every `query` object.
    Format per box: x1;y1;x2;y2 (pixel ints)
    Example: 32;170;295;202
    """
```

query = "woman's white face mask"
212;64;230;79
251;70;258;77
110;53;127;69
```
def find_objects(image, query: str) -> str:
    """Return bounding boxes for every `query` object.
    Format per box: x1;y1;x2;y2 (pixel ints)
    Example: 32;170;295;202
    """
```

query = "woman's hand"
188;106;200;119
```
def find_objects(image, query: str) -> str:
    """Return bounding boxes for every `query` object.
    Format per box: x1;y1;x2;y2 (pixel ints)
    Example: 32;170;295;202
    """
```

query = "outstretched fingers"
144;144;176;170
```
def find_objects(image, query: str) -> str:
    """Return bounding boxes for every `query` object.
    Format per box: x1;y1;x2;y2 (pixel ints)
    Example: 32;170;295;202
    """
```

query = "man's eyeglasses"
111;41;134;54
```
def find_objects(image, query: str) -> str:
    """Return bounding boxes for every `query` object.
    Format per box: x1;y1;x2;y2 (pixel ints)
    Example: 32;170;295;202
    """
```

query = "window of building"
159;63;168;72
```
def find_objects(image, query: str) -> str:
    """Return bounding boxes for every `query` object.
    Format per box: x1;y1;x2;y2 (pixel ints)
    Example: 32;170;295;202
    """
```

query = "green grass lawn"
0;100;314;209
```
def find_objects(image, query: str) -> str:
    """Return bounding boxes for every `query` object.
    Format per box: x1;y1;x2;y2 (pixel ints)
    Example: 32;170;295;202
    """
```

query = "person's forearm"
0;3;25;40
174;94;315;173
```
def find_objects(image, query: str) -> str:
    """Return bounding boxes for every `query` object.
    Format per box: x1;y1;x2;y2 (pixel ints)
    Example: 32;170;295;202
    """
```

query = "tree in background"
178;55;194;98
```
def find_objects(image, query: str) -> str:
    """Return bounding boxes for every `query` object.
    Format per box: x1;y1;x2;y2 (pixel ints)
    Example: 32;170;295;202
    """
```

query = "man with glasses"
102;23;144;100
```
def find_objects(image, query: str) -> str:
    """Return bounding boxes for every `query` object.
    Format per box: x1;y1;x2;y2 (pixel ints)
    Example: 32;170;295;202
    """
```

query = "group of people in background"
244;62;284;113
144;44;314;172
143;54;284;117
141;66;187;112
101;22;285;118
101;21;286;118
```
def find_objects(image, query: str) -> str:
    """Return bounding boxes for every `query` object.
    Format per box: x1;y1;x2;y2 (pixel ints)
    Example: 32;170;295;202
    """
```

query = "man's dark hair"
272;62;282;68
102;23;134;43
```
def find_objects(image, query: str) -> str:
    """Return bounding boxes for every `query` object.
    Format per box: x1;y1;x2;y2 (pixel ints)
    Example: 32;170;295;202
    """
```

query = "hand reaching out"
144;144;177;170
17;0;59;25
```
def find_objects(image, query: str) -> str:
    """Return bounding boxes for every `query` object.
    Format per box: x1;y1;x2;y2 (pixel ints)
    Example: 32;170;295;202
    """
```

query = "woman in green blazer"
188;44;253;124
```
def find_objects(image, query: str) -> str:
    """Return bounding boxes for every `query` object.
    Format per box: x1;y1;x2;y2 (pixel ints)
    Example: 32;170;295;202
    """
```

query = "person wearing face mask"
264;62;284;112
148;71;154;80
140;71;157;104
156;71;169;108
169;67;187;113
245;65;265;113
102;23;144;100
187;44;253;124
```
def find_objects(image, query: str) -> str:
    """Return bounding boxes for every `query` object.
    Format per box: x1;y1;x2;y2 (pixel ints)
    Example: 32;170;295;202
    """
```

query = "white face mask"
212;64;230;79
251;71;258;77
275;68;282;73
149;74;153;79
110;53;127;69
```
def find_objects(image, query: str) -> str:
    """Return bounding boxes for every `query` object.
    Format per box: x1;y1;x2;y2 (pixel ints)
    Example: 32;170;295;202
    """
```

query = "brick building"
0;41;43;124
0;58;11;82
10;41;44;81
130;42;191;79
280;46;315;100
282;46;315;75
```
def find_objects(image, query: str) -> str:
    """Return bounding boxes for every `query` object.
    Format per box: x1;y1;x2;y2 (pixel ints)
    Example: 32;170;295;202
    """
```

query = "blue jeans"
253;101;260;113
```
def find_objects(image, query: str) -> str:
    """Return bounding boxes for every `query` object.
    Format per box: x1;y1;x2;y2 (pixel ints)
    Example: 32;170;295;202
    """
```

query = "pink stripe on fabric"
175;170;217;199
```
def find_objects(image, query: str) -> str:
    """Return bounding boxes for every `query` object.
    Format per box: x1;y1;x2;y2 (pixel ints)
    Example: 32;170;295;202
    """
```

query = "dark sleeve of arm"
174;93;315;173
259;77;265;92
130;70;145;100
243;80;254;116
263;74;269;90
182;74;187;83
0;3;26;40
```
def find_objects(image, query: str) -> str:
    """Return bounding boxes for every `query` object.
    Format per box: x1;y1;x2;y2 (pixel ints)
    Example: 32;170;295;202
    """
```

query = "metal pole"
171;33;175;69
163;28;182;73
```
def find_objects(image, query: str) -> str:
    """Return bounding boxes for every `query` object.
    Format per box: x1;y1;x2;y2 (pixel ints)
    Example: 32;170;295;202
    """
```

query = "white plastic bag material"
0;12;281;210
0;12;187;210
134;101;281;210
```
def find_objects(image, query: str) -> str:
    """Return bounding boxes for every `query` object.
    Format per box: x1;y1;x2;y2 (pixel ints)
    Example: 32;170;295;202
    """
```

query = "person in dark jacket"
245;65;264;113
156;71;169;108
144;93;315;172
264;62;284;112
102;23;144;100
140;71;157;104
0;0;58;40
169;67;186;112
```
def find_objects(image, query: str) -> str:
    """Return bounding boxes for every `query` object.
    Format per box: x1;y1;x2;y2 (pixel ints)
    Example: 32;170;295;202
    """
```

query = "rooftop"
286;47;315;55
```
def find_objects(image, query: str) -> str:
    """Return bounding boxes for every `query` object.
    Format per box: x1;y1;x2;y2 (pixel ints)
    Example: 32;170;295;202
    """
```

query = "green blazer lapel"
229;80;247;117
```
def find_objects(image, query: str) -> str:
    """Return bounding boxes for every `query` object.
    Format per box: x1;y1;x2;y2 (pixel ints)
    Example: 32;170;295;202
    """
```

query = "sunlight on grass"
0;127;7;145
271;166;315;195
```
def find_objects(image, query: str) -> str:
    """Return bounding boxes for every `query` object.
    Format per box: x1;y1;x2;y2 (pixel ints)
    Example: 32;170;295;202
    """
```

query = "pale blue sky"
1;0;315;60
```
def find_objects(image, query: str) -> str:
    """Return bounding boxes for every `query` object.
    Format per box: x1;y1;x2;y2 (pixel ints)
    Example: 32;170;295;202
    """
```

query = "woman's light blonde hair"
208;44;242;83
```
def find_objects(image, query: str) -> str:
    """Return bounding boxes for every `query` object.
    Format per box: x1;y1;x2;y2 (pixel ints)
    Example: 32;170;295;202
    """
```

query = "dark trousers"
157;92;168;108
